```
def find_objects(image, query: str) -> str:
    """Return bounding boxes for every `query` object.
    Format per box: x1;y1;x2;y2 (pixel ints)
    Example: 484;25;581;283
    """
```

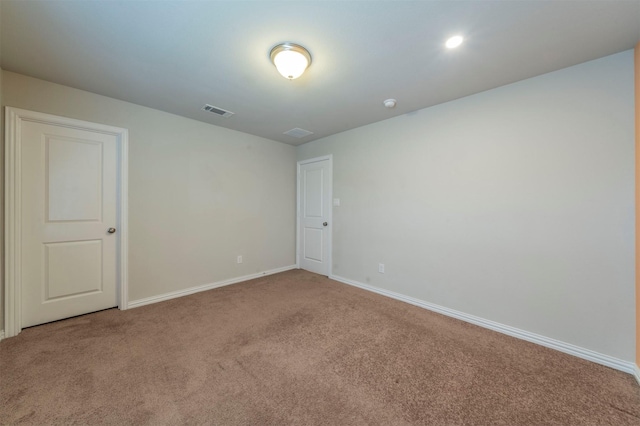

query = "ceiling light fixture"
270;43;312;80
445;35;464;49
383;99;397;108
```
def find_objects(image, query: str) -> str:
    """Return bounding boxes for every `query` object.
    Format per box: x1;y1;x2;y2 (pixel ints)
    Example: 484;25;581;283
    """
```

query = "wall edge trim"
330;274;636;376
128;265;297;309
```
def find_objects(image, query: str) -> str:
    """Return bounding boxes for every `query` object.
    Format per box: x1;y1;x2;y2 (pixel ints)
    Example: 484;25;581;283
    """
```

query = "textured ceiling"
1;1;639;146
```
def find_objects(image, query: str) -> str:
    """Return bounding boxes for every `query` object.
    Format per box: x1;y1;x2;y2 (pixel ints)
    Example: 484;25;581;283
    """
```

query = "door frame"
4;107;129;338
296;155;333;275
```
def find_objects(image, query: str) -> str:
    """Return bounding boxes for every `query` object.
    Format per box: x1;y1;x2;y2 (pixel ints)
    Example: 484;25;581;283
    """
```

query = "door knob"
107;228;116;234
323;222;328;226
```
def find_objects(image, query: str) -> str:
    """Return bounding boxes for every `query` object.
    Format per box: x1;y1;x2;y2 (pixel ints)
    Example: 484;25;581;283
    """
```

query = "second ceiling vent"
284;127;313;138
202;104;234;118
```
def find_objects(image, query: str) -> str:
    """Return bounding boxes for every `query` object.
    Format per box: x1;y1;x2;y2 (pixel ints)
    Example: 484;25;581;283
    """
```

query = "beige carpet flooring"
1;269;639;425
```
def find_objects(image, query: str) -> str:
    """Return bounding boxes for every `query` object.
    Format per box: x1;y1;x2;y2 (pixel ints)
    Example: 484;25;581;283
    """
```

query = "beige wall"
0;1;4;334
1;49;635;364
298;51;635;361
1;71;296;330
0;67;3;333
635;42;640;368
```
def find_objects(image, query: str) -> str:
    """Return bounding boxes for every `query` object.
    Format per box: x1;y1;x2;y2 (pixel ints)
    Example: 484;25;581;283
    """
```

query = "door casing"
4;107;129;338
296;155;333;275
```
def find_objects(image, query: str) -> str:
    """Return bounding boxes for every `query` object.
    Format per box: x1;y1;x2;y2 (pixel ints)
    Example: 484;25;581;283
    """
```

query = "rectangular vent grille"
202;104;234;118
284;127;314;138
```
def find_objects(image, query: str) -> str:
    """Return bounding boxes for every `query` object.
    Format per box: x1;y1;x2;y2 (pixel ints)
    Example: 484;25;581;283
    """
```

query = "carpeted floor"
1;269;639;425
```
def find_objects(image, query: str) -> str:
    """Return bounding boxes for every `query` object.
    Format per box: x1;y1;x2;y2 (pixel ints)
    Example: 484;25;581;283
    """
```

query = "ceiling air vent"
201;104;234;118
284;127;314;138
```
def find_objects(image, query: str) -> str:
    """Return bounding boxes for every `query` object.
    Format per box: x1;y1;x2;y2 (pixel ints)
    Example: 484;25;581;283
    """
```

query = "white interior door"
19;114;119;328
298;157;331;275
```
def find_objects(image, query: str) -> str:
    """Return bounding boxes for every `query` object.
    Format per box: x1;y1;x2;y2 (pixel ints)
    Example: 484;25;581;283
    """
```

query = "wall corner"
635;42;640;369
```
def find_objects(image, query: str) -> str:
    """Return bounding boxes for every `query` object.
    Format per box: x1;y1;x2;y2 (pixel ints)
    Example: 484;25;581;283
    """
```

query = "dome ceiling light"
270;43;312;80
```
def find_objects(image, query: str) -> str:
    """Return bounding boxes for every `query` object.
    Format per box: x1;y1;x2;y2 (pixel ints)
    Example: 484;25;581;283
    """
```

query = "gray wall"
1;51;635;363
297;51;636;361
1;71;297;330
0;65;3;334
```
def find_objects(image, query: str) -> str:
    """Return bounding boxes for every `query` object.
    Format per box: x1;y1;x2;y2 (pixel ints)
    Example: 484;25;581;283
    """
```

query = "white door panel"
20;119;118;328
44;240;103;300
299;158;331;275
46;136;103;222
304;228;323;262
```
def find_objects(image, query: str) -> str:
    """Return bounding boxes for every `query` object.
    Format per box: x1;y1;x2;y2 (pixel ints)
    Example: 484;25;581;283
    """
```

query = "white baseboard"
128;265;297;309
330;274;637;377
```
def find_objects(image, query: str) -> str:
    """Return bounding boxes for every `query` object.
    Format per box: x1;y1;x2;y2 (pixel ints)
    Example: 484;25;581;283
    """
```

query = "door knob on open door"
323;222;328;226
107;228;116;234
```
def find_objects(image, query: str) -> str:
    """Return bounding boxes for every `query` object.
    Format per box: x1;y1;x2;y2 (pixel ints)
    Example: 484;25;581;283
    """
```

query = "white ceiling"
1;1;639;146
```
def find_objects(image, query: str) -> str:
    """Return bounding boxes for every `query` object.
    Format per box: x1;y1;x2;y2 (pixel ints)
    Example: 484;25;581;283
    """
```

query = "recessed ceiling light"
445;35;464;49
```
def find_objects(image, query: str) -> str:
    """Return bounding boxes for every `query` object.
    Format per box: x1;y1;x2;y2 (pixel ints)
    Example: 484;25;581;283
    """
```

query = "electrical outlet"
237;255;243;264
378;263;385;273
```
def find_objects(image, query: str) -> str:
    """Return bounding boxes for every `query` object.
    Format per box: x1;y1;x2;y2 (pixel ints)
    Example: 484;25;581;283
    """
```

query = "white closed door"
299;158;331;275
20;116;119;328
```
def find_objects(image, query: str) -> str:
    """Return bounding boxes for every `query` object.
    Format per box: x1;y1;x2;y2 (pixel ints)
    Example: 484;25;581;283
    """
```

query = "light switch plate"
333;198;341;206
